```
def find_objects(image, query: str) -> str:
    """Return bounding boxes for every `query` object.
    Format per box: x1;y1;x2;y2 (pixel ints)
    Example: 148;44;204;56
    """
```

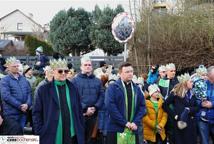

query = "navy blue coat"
72;73;104;112
0;74;32;118
196;80;214;123
163;91;199;144
105;79;146;134
32;80;84;144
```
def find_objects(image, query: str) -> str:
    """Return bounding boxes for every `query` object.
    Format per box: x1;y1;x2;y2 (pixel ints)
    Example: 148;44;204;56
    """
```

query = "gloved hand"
180;108;189;122
177;108;189;130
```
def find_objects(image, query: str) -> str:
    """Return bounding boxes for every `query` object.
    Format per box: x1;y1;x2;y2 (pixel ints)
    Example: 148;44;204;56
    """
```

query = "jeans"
198;120;214;144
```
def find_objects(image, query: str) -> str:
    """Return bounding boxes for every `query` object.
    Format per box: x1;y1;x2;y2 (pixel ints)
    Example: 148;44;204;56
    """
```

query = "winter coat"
143;98;167;142
196;80;214;123
37;54;49;68
163;91;199;144
147;70;159;85
105;79;146;134
71;73;104;112
0;74;32;118
32;80;84;144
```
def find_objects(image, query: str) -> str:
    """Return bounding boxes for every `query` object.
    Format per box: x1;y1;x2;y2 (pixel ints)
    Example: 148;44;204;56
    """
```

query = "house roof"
0;40;13;50
0;9;44;30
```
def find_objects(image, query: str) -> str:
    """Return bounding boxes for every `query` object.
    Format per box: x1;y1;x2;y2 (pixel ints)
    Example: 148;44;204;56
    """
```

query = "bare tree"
129;1;214;73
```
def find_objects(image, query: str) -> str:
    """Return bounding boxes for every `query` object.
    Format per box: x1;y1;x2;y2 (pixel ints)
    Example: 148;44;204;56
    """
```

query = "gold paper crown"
177;73;191;83
5;57;20;67
166;63;175;70
49;58;68;69
196;65;207;75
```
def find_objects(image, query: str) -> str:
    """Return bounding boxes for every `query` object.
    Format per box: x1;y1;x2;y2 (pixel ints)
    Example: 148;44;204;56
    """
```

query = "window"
17;23;23;30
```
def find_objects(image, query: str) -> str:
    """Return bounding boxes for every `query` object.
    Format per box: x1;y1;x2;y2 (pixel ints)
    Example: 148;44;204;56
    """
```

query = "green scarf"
117;81;136;144
151;99;159;133
54;80;75;144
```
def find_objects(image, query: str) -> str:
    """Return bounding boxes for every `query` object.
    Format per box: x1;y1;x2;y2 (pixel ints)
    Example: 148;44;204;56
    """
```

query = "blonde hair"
171;82;187;98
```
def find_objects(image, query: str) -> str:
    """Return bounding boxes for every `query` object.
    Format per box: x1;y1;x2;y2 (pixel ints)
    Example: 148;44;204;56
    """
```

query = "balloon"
112;12;135;43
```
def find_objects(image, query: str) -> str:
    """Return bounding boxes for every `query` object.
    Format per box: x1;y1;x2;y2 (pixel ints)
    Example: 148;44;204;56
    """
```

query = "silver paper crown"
158;65;166;72
196;65;207;75
49;58;68;69
166;63;175;70
148;84;160;96
177;73;191;83
5;57;20;67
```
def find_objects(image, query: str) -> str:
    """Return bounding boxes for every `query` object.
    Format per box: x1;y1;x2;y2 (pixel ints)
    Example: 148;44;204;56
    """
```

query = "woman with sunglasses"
33;58;84;144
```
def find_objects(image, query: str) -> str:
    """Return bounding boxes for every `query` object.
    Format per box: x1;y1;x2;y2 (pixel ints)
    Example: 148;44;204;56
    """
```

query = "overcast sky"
0;0;130;25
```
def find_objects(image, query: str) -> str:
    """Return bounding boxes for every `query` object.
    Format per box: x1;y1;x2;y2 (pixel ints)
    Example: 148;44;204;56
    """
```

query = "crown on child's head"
196;65;207;75
49;58;68;69
148;84;160;96
177;73;191;83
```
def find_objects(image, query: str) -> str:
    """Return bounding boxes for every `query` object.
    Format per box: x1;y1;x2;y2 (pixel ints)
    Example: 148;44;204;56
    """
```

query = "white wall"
0;10;43;33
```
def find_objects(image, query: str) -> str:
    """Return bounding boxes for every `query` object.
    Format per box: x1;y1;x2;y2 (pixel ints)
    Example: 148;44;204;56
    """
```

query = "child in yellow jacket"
143;84;167;144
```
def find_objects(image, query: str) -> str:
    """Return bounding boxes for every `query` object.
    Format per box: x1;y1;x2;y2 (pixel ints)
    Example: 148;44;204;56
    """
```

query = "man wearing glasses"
33;59;84;144
72;56;104;144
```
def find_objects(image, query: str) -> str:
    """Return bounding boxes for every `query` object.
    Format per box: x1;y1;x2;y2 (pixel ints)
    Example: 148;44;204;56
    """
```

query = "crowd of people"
0;48;213;144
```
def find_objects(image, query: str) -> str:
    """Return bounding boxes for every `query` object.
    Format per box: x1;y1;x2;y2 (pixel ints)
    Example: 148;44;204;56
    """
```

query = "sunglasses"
84;64;92;66
57;69;69;74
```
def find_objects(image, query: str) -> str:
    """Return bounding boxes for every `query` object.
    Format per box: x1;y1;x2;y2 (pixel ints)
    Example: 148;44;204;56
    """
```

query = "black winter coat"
163;91;199;144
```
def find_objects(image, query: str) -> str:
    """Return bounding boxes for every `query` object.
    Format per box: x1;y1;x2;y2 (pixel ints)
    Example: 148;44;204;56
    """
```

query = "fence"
4;56;124;70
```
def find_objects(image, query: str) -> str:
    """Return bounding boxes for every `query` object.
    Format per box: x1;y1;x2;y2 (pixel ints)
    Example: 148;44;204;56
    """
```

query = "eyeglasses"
83;64;92;66
170;70;176;72
57;69;69;74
